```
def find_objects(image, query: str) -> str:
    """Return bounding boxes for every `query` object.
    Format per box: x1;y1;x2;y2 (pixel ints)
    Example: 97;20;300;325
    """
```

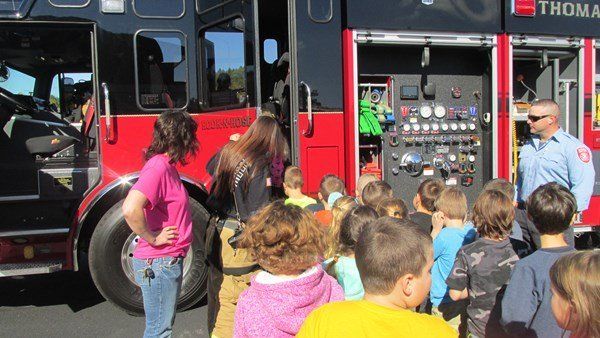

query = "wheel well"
75;178;211;271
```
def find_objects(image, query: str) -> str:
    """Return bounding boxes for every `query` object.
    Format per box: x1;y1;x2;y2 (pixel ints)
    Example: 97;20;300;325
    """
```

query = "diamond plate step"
0;261;63;277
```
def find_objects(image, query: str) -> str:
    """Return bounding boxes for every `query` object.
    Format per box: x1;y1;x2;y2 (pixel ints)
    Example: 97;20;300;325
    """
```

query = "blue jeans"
133;256;183;338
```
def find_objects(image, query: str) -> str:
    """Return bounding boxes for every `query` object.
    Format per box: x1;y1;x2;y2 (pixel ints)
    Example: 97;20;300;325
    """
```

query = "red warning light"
513;0;536;17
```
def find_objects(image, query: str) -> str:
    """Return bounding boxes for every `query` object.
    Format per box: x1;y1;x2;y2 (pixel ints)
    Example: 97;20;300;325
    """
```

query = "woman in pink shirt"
122;111;198;338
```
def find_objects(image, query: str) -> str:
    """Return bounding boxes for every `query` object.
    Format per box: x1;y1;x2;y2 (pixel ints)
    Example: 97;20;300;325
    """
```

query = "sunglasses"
527;114;551;122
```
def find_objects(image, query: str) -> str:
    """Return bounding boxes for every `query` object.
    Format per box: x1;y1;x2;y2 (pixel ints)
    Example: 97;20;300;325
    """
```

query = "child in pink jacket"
233;201;344;338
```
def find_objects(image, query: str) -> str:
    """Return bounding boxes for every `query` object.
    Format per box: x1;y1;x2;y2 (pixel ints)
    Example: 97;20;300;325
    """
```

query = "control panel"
360;72;491;204
393;103;482;183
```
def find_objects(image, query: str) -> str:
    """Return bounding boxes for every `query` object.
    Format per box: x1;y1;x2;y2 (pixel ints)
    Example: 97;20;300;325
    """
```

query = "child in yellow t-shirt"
283;166;317;208
297;217;457;338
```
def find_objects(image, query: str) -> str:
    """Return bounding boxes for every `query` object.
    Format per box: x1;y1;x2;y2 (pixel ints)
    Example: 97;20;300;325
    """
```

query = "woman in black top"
206;115;288;338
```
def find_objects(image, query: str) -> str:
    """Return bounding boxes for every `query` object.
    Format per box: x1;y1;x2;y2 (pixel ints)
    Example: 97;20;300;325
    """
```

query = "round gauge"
419;106;433;119
450;123;458;131
412;124;421;132
459;123;467;131
431;123;439;131
468;155;476;163
434;105;447;118
441;123;449;131
449;154;457;162
422;124;430;131
469;123;476;131
403;124;411;132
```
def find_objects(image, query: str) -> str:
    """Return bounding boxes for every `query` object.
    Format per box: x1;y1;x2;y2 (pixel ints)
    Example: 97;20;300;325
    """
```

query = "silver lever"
101;82;112;142
300;81;313;136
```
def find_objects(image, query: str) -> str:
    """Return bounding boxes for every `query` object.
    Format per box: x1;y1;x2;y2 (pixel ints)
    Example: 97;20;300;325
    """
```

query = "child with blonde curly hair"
233;201;344;338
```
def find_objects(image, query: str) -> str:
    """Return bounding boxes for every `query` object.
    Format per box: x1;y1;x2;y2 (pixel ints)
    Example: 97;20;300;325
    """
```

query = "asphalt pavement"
0;272;208;338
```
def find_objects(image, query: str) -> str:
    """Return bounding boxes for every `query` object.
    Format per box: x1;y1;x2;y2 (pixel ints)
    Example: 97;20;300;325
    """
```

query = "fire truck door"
288;0;345;195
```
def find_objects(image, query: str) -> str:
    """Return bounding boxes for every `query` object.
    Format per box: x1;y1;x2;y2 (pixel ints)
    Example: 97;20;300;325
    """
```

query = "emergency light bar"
512;0;536;17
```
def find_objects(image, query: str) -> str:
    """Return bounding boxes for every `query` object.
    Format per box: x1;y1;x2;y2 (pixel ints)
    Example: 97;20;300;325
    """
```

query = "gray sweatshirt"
500;246;574;338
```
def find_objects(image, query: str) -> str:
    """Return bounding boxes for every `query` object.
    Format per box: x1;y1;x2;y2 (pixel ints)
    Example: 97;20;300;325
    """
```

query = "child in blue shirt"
430;187;476;333
323;205;379;300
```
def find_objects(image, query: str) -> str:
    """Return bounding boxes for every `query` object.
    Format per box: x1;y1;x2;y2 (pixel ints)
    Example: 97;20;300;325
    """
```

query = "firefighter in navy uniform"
515;99;596;250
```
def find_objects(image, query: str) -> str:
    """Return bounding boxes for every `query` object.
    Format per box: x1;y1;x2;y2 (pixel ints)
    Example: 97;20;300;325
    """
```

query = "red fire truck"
0;0;598;314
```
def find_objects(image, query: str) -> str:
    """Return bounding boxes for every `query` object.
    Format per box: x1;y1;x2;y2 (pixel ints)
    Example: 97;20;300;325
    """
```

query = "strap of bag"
231;159;249;224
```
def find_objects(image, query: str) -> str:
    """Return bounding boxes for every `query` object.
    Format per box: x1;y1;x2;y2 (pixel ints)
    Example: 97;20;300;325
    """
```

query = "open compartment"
510;41;582;180
355;36;495;205
357;76;395;180
595;47;600;132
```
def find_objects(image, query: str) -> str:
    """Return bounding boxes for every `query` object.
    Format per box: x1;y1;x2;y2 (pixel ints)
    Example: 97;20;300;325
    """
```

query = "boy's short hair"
355;217;432;295
417;179;446;212
473;190;515;239
239;200;324;275
361;181;393;209
526;182;576;235
319;174;345;201
434;187;467;220
356;174;379;196
483;178;515;201
284;166;304;189
376;198;408;219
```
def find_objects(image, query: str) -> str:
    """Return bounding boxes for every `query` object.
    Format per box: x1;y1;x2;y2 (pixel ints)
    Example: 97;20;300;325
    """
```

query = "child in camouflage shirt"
446;190;527;338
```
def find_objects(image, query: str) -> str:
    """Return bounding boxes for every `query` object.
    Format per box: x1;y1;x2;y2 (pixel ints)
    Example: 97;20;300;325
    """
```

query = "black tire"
88;198;209;315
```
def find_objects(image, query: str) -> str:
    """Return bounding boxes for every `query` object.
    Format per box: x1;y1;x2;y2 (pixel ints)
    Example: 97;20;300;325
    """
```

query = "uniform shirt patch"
577;147;590;163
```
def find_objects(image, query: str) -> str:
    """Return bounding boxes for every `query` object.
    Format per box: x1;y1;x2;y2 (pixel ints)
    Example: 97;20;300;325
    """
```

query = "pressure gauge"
431;123;439;131
459;123;467;131
469;123;476;131
441;123;449;131
449;154;457;162
422;124;430;131
450;123;458;131
419;106;433;119
468;155;476;163
403;124;411;132
434;105;447;118
412;124;421;132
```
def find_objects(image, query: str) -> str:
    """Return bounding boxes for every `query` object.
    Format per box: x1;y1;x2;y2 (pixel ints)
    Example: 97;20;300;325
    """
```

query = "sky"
1;67;90;97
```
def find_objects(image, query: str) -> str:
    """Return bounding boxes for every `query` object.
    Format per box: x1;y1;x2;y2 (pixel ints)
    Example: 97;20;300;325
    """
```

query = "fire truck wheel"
89;198;209;315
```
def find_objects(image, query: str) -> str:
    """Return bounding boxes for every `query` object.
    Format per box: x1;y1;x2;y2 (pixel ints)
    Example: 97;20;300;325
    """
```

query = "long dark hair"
145;111;199;165
211;115;288;201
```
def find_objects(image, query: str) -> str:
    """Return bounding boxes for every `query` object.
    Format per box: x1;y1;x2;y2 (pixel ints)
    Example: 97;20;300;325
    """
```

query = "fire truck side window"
135;31;188;111
200;19;247;111
0;65;35;96
50;73;93;123
263;39;278;64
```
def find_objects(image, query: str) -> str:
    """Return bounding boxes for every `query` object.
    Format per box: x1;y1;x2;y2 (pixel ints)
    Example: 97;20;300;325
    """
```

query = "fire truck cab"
0;0;598;314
